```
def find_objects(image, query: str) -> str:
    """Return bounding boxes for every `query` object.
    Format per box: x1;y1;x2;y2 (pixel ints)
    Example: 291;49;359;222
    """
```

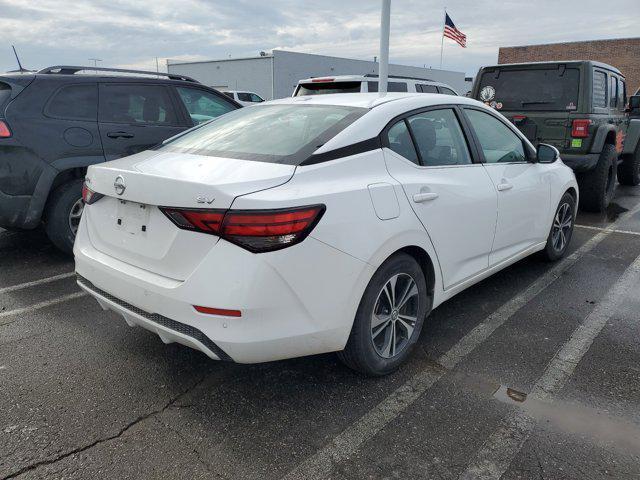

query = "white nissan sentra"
75;93;578;376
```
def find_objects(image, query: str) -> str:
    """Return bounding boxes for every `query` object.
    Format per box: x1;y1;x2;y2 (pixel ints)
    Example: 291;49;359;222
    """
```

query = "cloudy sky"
0;0;637;76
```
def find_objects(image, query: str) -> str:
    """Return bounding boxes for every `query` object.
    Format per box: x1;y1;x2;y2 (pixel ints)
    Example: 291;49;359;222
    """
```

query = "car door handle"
413;192;439;203
107;131;134;139
497;182;513;191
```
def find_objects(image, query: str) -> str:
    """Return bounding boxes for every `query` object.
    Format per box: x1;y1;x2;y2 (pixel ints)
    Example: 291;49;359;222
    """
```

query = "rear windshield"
477;67;580;112
295;81;362;96
0;83;11;115
160;104;367;165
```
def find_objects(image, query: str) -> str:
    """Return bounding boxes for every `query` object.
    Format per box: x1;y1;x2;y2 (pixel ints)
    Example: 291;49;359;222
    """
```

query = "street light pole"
379;0;391;95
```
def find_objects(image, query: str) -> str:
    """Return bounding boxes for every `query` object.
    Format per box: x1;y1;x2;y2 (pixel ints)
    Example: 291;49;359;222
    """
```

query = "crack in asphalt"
1;375;208;480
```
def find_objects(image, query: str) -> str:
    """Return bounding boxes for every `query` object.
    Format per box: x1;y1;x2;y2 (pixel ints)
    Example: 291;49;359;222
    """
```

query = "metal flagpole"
379;0;391;95
439;7;446;69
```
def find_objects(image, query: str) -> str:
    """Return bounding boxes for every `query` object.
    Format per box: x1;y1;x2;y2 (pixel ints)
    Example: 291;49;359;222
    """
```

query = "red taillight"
193;305;242;317
81;181;104;205
0;120;11;138
160;205;325;253
311;77;334;82
571;119;591;138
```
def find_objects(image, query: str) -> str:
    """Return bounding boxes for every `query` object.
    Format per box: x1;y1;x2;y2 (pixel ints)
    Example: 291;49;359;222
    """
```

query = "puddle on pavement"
606;202;628;222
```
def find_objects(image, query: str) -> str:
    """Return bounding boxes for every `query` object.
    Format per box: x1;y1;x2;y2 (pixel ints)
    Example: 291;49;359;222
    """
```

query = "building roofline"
167;54;273;66
500;36;639;50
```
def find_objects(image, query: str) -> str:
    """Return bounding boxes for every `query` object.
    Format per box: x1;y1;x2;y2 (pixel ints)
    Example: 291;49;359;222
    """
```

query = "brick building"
498;37;640;94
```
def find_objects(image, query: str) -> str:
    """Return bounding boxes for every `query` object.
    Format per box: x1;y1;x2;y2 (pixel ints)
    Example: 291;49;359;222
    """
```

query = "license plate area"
116;200;150;236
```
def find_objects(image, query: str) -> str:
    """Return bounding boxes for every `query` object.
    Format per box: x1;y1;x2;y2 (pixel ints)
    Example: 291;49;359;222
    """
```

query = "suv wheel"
338;253;430;376
44;179;84;255
578;144;617;212
617;145;640;186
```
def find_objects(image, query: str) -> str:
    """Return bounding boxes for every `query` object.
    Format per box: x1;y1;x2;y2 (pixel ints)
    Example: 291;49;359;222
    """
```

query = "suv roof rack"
364;73;435;82
36;65;198;83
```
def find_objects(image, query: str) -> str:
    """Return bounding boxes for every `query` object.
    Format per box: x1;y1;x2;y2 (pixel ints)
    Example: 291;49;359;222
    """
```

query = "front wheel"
338;253;430;376
541;192;576;262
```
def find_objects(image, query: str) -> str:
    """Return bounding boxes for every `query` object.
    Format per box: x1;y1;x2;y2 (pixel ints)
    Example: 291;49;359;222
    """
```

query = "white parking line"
575;224;640;236
282;203;640;480
0;272;75;295
0;292;87;322
458;252;640;480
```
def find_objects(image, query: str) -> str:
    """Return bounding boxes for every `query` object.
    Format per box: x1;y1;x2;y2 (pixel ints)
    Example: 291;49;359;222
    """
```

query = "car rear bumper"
560;153;600;172
74;214;374;364
0;190;32;229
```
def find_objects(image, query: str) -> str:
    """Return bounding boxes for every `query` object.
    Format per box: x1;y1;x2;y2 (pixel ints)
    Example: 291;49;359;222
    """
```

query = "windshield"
160;104;366;164
295;81;362;96
478;67;580;112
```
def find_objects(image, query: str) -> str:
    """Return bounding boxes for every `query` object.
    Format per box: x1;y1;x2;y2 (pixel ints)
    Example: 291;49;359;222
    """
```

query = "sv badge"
196;195;215;205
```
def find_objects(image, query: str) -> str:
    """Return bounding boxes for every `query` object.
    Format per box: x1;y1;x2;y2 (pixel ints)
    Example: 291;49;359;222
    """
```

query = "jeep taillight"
160;205;325;253
571;119;591;138
0;120;11;138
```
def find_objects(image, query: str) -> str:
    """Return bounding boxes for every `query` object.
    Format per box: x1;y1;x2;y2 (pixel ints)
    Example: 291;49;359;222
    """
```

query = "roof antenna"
8;45;32;73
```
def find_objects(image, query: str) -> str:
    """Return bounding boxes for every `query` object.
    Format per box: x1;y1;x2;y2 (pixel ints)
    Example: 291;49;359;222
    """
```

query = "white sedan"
75;93;578;376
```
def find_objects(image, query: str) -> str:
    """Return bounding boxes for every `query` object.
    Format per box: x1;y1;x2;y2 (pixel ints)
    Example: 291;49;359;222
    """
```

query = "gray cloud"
0;0;638;76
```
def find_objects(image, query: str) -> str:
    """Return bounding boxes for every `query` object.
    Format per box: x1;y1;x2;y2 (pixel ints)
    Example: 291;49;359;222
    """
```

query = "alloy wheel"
371;273;420;359
551;202;573;252
68;198;84;235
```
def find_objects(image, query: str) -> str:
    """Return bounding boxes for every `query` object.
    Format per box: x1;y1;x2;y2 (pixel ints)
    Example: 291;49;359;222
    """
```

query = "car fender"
622;119;640;155
589;124;617;154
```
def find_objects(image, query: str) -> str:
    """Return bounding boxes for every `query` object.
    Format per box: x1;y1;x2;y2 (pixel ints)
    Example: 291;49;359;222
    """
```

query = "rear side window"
609;76;618;108
46;84;97;121
386;120;419;165
176;87;236;125
619;79;626;109
368;82;408;92
99;84;177;125
237;92;263;102
593;71;608;108
295;82;362;96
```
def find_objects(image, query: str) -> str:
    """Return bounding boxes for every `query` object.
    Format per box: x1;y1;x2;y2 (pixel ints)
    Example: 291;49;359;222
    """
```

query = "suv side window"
465;109;527;163
176;87;236;125
593;71;608;109
619;79;626;110
386;120;419;165
388;82;408;92
407;109;471;166
610;76;618;109
100;84;177;125
46;84;97;121
438;87;457;96
419;84;438;93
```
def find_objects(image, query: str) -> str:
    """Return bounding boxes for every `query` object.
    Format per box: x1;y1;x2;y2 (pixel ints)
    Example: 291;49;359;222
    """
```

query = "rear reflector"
0;120;11;138
194;305;242;317
571;119;591;138
160;205;325;253
81;181;104;205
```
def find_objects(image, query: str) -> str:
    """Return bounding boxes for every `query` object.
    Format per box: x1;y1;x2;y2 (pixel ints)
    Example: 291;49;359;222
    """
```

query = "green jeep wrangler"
472;61;640;212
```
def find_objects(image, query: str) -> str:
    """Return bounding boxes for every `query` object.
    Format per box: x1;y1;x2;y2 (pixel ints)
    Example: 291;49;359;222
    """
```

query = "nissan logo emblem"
114;175;126;196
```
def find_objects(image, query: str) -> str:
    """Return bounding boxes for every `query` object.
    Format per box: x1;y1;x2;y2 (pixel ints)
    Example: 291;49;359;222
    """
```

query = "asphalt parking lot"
1;187;640;480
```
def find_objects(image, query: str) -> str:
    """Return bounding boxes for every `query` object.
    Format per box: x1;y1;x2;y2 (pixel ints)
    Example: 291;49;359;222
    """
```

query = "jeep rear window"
295;81;362;96
478;68;580;112
159;104;367;165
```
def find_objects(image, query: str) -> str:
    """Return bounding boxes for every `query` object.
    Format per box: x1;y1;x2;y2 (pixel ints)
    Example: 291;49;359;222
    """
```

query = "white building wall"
168;50;467;100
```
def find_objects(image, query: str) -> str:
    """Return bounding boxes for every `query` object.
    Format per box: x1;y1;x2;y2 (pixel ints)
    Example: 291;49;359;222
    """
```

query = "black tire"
338;253;430;376
617;145;640;186
44;179;84;255
541;192;576;262
577;144;617;212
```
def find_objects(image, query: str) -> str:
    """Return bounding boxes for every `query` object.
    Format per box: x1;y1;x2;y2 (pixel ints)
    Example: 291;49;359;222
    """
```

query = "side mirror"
536;143;559;163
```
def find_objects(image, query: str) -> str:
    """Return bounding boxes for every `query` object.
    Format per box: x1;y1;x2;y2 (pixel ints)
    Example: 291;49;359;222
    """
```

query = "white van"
293;74;459;97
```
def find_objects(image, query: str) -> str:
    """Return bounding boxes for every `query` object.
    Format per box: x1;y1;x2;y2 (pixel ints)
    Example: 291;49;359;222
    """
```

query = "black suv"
472;61;640;212
0;66;240;253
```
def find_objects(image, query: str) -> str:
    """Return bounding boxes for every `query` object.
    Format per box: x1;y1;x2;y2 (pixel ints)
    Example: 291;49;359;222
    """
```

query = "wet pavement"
1;187;640;480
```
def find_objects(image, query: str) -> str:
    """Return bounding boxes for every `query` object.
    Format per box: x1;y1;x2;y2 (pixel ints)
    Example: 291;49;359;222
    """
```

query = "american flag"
443;13;466;48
